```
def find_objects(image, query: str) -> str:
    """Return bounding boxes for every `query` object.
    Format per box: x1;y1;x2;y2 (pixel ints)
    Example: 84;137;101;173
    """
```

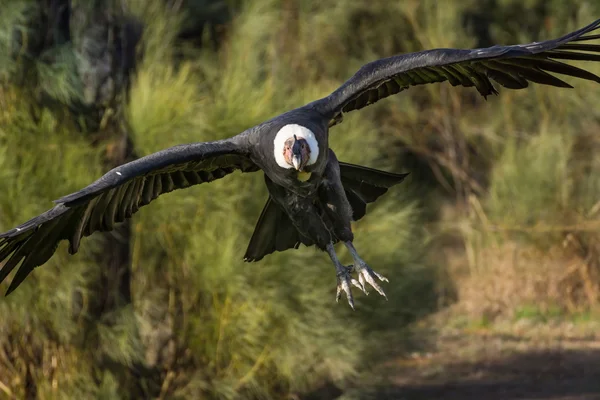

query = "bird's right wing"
0;138;259;295
310;19;600;127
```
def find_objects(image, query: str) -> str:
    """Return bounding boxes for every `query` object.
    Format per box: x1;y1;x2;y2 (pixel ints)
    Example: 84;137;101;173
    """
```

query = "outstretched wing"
311;19;600;127
0;139;259;295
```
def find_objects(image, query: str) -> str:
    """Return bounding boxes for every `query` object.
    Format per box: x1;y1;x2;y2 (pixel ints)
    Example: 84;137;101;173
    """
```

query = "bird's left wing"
0;138;259;295
311;19;600;127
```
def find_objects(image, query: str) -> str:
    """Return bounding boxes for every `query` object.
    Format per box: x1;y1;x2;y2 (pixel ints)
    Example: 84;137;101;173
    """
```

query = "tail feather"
243;197;312;262
243;162;408;262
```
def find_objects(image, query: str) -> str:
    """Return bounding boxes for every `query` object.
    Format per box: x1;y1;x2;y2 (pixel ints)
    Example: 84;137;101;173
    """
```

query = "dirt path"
363;321;600;400
384;348;600;399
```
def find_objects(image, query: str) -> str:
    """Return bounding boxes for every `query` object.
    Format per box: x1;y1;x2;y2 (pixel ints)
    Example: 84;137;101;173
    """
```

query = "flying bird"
2;20;600;309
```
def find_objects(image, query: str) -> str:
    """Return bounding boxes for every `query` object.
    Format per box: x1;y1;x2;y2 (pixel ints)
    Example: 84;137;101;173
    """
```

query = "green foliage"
454;7;600;316
35;43;83;105
125;3;434;397
1;0;600;398
0;0;32;81
513;303;564;322
487;127;574;232
0;105;123;398
0;1;83;106
0;1;435;399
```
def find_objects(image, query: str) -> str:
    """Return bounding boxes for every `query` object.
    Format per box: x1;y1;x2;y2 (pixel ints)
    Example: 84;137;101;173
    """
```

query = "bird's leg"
326;242;365;309
343;241;389;299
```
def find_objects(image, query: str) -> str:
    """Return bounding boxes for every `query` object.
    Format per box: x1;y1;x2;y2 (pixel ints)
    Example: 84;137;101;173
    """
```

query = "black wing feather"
338;163;409;221
311;19;600;126
0;139;259;295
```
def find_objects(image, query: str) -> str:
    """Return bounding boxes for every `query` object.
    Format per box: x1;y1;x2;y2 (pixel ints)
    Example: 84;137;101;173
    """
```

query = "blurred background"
1;0;600;399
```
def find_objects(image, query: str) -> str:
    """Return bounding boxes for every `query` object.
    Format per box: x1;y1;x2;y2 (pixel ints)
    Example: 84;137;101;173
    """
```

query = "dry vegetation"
0;0;600;399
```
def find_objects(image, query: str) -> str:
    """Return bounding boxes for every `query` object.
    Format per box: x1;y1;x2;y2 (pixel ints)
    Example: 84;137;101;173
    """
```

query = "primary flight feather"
2;19;600;308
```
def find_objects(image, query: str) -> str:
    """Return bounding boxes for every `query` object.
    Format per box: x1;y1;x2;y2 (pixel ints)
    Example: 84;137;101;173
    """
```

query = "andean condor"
2;19;600;309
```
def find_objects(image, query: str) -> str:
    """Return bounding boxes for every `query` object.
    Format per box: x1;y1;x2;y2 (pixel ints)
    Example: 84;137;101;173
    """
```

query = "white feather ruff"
273;124;319;169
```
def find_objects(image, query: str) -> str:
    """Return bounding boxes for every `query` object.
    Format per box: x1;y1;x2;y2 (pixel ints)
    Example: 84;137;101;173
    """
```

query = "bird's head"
283;134;311;171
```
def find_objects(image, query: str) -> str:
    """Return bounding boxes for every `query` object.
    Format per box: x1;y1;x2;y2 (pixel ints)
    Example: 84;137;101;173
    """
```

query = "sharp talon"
373;271;389;283
344;281;354;309
350;278;365;294
358;274;368;295
354;263;388;300
335;265;362;309
341;242;388;302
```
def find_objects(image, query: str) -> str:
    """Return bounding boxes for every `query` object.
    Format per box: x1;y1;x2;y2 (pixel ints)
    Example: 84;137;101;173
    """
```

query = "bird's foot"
335;265;366;310
344;241;389;300
353;261;388;300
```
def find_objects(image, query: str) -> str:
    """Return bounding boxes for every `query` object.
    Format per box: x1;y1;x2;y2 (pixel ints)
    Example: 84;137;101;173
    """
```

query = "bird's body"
249;108;329;196
2;19;600;308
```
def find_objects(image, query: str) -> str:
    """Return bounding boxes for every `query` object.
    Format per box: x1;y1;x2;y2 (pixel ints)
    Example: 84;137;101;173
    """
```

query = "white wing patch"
273;124;319;169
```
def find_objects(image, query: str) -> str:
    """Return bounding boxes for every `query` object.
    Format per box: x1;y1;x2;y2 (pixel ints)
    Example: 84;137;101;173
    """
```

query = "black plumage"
2;19;600;308
243;162;408;262
314;20;600;127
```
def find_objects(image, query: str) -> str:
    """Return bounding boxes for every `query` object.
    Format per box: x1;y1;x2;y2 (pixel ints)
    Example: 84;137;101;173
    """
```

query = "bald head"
282;135;311;171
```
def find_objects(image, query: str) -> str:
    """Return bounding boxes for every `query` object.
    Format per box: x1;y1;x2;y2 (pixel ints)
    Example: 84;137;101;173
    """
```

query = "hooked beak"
292;155;302;171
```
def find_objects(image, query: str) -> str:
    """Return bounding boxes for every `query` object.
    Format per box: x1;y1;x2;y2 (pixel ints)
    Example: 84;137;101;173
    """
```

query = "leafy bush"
0;1;435;398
